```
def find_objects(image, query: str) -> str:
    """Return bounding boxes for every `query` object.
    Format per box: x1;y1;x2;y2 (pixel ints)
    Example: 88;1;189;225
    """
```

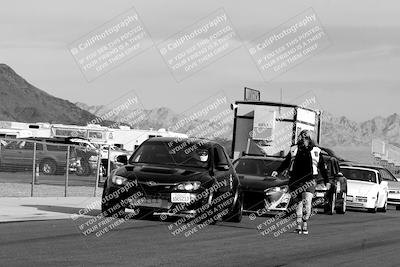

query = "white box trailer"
0;128;34;139
50;124;112;145
0;121;51;138
52;124;188;151
231;101;321;160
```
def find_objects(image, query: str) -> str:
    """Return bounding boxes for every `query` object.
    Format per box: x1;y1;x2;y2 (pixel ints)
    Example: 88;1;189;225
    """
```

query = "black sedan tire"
101;184;124;217
101;201;124;217
324;192;336;215
225;193;243;223
335;192;347;214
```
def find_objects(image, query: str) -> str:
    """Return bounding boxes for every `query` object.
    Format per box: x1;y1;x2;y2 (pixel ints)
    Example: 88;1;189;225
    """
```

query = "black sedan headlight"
111;175;128;186
175;181;201;191
264;185;288;195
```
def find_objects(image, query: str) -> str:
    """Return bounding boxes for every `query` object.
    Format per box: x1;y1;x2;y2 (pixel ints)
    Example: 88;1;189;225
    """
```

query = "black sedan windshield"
130;142;210;168
235;158;282;177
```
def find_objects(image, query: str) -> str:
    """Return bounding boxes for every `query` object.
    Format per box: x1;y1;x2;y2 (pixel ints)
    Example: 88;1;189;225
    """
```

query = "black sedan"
233;147;347;216
101;137;243;223
314;149;347;215
233;155;290;215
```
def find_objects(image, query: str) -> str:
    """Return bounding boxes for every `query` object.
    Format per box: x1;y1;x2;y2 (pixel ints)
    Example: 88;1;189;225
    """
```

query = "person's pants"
295;192;313;223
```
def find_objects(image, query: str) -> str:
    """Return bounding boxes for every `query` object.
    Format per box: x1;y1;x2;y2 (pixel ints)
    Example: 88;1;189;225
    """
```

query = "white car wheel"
368;195;379;213
368;206;377;213
378;196;388;213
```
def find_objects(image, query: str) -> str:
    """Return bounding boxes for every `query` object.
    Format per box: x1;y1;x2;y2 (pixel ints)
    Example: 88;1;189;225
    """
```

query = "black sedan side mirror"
216;164;229;171
116;155;128;165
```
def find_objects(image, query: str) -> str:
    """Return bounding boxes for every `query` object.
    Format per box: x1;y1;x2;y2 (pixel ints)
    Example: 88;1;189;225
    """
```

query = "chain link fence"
0;137;120;197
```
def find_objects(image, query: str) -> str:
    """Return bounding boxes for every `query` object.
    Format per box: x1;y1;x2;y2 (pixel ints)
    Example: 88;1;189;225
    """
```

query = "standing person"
271;129;329;235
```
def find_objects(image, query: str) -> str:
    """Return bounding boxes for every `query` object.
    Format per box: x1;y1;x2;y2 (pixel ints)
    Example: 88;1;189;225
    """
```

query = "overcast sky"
1;0;400;121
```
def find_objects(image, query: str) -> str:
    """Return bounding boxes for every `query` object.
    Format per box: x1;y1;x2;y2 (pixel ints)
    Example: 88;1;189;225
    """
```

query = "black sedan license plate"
141;198;171;209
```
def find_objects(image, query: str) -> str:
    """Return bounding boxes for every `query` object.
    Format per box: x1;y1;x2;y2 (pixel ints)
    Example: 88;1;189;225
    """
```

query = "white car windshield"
341;168;377;183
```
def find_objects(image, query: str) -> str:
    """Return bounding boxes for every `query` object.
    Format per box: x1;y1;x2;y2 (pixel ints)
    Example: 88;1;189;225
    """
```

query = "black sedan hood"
239;174;288;192
115;164;213;184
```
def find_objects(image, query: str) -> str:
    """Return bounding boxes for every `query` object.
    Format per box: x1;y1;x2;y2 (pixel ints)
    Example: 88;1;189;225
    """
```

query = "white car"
340;166;388;213
342;164;400;210
388;183;400;210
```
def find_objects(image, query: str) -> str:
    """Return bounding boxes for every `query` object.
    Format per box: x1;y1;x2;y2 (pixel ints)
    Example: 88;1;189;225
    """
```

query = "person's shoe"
302;222;308;235
295;223;302;234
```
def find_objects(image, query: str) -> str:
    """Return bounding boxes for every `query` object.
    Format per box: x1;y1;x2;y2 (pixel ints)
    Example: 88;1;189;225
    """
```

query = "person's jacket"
277;144;329;188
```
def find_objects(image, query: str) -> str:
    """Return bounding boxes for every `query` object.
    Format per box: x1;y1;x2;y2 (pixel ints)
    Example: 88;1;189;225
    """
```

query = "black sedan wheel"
225;193;243;223
324;192;336;215
101;184;124;217
101;200;124;218
335;192;347;214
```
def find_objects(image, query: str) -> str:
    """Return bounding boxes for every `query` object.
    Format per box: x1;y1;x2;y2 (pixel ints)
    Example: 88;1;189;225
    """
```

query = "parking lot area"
0;137;107;197
0;171;100;197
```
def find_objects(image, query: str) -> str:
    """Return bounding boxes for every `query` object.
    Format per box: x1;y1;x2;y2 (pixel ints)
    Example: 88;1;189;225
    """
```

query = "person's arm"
318;154;329;184
276;152;291;174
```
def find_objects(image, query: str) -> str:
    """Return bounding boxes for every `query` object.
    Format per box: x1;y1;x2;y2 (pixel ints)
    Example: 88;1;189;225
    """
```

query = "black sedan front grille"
137;181;177;194
243;191;265;210
142;192;170;201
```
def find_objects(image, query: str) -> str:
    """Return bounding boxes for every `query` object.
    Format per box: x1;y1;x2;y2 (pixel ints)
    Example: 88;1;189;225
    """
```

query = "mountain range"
1;63;400;149
0;64;96;125
320;112;400;147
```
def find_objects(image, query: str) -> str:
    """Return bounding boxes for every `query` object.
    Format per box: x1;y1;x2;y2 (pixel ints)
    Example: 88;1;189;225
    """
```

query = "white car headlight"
264;185;288;195
111;175;128;186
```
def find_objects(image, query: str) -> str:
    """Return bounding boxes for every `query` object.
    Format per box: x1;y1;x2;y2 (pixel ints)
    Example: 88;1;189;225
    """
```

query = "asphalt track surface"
1;206;400;267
